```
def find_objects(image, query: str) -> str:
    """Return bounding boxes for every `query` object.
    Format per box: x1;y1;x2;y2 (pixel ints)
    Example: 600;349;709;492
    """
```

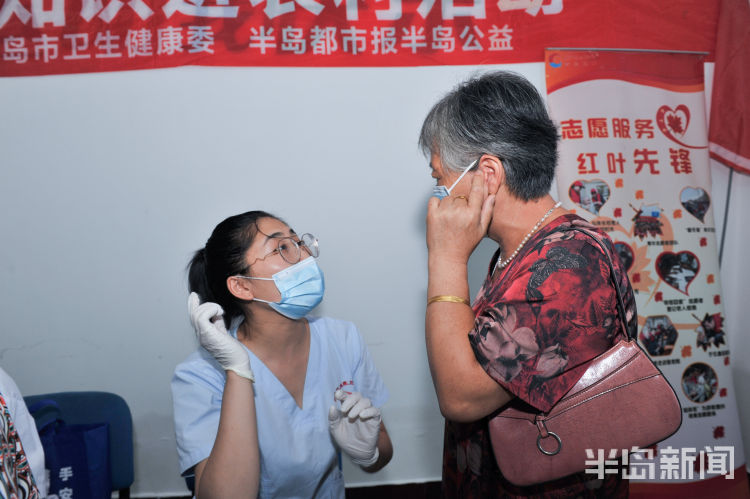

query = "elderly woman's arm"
426;256;512;422
425;174;512;423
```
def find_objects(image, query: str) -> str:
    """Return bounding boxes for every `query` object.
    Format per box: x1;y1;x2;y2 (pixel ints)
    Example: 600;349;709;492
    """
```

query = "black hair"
187;210;280;327
419;71;560;201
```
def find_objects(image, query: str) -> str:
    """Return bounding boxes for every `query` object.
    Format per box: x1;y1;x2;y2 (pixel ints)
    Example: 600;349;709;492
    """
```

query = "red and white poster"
1;0;718;76
546;48;749;498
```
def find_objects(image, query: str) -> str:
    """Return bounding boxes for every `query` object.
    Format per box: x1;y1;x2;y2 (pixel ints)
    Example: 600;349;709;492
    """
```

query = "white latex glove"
188;292;254;381
328;390;381;467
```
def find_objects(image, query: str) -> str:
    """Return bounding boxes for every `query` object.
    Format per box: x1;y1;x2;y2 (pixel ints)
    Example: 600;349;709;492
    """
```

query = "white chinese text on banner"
0;0;719;76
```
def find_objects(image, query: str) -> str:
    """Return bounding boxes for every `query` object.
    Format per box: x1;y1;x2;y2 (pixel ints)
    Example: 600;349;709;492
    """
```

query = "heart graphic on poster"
657;104;690;138
568;179;610;215
680;187;711;222
655;251;700;295
656;105;707;149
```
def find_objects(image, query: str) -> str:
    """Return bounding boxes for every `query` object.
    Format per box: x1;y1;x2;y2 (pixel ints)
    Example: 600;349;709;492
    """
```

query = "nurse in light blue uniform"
171;210;392;499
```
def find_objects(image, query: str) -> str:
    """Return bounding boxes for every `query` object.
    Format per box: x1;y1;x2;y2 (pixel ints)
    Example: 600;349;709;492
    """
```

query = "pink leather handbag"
488;228;682;486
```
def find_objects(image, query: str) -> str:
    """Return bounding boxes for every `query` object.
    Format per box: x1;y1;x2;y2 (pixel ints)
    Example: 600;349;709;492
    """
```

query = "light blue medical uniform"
171;316;388;499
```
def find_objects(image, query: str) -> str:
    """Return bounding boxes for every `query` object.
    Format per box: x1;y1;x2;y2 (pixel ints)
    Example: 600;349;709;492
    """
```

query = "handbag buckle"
535;417;562;456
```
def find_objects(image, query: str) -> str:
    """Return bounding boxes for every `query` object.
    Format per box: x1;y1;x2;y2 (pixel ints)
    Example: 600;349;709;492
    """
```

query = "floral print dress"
0;393;39;499
441;214;635;498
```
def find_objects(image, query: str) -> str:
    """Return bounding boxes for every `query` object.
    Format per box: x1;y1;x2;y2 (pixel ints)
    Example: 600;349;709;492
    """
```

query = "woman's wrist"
428;252;470;271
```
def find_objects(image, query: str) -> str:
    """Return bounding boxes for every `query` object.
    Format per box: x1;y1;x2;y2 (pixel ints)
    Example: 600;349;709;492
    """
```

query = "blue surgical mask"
432;158;480;199
239;256;325;319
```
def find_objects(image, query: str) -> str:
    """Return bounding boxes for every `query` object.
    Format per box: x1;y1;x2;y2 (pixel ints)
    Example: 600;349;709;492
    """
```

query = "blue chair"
24;391;135;499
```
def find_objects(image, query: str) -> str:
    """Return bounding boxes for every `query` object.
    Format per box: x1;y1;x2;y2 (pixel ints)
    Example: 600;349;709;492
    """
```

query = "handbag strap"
567;227;633;342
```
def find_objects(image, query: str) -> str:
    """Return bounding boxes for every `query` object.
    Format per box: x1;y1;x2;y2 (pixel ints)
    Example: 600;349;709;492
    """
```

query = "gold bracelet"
427;295;470;306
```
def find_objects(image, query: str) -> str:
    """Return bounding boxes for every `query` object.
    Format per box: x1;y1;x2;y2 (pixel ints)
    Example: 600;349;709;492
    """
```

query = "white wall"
0;62;747;496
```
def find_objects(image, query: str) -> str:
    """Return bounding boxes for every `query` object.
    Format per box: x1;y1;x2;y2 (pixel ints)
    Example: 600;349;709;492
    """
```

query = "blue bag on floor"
27;400;111;499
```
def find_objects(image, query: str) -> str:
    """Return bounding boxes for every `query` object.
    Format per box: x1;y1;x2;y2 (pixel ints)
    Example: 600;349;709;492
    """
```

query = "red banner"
1;0;718;76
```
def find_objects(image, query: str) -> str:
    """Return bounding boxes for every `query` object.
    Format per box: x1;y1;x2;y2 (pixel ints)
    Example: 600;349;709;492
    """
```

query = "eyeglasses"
244;233;319;270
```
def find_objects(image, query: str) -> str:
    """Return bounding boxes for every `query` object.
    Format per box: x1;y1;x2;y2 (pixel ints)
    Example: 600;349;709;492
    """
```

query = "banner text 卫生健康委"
1;0;718;76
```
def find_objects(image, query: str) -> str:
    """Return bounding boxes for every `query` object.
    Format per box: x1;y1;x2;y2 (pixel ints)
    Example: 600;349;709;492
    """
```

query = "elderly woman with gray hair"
421;71;634;497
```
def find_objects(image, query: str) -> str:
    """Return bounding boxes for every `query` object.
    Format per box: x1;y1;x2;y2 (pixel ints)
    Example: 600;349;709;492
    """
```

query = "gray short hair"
419;71;559;201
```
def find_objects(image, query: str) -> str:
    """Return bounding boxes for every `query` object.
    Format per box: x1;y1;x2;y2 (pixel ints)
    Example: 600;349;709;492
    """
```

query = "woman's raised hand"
188;292;255;381
426;172;496;264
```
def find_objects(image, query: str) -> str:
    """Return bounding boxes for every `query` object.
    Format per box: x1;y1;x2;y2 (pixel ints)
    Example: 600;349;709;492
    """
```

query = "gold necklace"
495;201;562;271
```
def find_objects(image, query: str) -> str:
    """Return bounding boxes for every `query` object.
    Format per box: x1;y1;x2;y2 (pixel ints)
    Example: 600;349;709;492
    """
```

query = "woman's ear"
479;155;505;195
227;276;255;301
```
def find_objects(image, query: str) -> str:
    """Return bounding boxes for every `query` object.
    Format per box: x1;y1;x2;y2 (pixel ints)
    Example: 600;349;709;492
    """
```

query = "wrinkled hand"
328;390;381;467
188;292;254;381
426;172;496;263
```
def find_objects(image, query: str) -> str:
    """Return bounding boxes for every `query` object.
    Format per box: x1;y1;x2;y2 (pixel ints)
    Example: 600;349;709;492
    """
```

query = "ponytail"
187;247;215;302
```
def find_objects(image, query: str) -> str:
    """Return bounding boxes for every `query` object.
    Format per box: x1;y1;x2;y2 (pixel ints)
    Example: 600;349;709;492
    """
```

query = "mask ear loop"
446;158;480;195
234;274;277;304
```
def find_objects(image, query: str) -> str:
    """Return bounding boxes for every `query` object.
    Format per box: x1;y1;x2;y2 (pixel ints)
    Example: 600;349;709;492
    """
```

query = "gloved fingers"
328;404;342;424
188;292;201;329
194;302;225;333
189;292;225;328
351;447;380;468
358;406;380;421
339;391;362;414
209;311;228;334
347;396;373;421
188;292;201;313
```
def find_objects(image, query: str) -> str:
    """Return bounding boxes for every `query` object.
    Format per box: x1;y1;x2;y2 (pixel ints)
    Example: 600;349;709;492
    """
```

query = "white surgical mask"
432;158;480;200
